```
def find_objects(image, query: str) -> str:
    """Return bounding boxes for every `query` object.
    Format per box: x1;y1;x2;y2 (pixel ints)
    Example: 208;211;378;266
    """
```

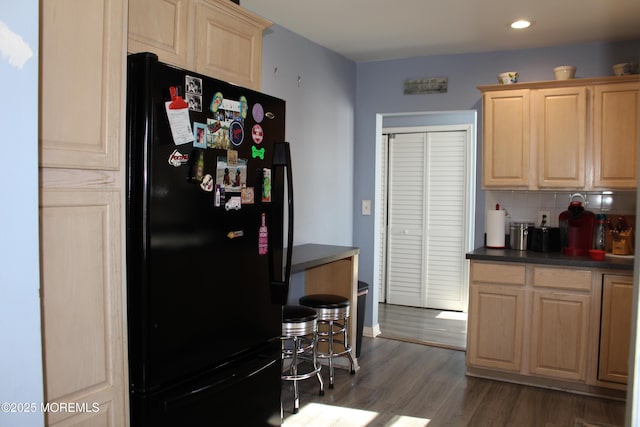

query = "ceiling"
240;0;640;62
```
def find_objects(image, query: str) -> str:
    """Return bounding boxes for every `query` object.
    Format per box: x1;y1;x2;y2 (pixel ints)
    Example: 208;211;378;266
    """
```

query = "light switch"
362;200;371;216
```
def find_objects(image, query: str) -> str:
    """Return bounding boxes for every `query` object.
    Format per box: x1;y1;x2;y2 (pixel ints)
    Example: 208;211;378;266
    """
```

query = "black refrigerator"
125;52;292;426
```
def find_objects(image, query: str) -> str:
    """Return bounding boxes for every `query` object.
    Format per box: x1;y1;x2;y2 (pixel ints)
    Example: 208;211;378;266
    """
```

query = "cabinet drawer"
532;267;591;291
471;262;525;285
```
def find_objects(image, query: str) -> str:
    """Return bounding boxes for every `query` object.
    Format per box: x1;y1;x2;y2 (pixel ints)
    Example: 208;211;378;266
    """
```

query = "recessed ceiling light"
510;20;532;29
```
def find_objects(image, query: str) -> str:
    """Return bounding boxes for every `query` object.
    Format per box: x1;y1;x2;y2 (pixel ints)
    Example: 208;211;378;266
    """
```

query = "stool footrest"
282;364;322;382
317;346;352;358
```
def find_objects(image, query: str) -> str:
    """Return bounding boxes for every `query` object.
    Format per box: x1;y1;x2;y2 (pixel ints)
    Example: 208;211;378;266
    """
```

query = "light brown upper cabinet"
41;0;125;170
479;76;640;190
482;90;530;187
128;0;271;90
592;82;640;189
532;87;587;189
128;0;190;66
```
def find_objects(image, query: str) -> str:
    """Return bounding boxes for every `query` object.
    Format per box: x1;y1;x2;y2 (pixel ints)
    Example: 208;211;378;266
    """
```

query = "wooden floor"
282;337;626;427
378;303;467;351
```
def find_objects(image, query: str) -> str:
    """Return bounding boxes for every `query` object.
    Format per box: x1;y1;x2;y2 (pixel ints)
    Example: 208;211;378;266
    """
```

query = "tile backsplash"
485;190;637;228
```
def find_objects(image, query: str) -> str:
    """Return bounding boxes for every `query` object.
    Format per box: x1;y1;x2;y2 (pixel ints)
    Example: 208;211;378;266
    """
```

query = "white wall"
485;190;636;229
0;2;44;426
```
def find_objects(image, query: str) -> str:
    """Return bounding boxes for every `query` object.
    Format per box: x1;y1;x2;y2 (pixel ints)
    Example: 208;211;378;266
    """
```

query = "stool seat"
299;294;356;389
299;294;349;309
283;305;317;323
300;294;350;322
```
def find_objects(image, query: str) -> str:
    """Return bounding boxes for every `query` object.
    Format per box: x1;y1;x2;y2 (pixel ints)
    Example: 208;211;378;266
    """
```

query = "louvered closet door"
377;135;389;303
387;131;467;310
387;133;427;306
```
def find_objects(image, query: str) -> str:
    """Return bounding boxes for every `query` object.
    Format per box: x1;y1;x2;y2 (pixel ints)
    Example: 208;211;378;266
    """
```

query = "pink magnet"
252;124;264;144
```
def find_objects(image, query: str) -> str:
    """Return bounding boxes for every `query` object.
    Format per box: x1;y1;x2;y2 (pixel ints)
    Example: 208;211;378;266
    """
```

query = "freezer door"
130;348;282;426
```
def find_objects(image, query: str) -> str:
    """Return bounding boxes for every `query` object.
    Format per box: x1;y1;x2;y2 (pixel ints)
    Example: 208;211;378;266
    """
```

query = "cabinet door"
128;0;190;67
532;87;587;188
482;90;531;188
41;190;126;426
41;0;124;170
467;284;525;371
194;0;270;90
41;0;128;425
599;274;633;384
530;291;590;381
592;82;640;189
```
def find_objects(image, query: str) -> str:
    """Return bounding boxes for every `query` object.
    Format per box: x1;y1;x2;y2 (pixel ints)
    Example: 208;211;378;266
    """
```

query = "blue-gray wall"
0;1;44;426
354;40;640;326
260;25;356;247
261;26;640;329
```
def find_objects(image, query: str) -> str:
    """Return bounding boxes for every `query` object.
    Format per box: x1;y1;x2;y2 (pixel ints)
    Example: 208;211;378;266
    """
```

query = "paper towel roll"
486;210;506;248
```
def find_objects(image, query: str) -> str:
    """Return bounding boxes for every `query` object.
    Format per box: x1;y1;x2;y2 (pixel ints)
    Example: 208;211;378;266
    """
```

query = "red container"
588;249;606;261
559;201;595;256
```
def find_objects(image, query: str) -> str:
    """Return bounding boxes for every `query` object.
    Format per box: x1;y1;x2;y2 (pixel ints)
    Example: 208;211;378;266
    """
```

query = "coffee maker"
559;196;595;256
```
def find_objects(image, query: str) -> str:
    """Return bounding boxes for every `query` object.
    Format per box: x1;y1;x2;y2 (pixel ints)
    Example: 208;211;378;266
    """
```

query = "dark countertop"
292;244;360;273
466;247;634;271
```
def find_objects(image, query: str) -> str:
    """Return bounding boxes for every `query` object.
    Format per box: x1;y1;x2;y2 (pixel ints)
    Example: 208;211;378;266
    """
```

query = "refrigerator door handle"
269;142;293;305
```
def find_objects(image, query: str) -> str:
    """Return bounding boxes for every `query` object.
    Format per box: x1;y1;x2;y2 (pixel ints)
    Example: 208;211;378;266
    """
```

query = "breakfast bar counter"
292;244;360;369
292;244;360;273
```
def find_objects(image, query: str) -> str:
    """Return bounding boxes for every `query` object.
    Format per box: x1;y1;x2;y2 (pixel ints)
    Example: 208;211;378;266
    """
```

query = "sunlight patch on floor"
284;403;431;426
435;311;467;321
387;414;432;426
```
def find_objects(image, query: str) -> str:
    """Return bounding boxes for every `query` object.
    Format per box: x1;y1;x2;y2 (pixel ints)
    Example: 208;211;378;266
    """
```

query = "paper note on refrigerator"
165;101;194;145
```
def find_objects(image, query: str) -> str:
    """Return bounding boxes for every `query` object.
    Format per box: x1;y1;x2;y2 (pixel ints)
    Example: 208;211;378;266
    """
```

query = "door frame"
379;123;476;311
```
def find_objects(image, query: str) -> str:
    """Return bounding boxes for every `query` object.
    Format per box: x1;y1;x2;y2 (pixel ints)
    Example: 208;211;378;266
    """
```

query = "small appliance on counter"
509;222;534;251
559;197;595;256
528;212;561;252
529;227;561;252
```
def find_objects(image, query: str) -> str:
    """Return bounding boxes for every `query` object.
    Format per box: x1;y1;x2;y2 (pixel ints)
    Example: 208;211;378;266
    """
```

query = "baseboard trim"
378;333;466;352
364;324;381;338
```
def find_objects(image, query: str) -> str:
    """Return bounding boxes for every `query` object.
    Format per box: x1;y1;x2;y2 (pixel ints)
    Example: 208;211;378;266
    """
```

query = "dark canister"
529;227;561;252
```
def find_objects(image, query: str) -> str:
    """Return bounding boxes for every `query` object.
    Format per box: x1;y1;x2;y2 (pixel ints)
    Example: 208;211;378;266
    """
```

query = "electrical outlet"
538;210;551;227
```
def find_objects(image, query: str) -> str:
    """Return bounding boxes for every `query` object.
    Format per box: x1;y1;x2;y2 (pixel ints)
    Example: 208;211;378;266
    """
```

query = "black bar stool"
299;294;355;388
281;305;324;414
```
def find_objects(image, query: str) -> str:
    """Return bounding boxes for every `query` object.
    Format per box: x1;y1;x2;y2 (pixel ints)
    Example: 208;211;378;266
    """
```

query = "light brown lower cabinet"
598;274;633;384
467;283;524;372
530;290;590;381
467;262;526;372
467;260;631;396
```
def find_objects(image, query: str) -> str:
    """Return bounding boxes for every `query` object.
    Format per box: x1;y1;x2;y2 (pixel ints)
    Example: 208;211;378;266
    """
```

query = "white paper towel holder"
486;205;507;248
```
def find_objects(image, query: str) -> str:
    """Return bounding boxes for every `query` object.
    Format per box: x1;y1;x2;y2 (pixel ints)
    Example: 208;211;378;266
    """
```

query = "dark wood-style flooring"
282;337;626;426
